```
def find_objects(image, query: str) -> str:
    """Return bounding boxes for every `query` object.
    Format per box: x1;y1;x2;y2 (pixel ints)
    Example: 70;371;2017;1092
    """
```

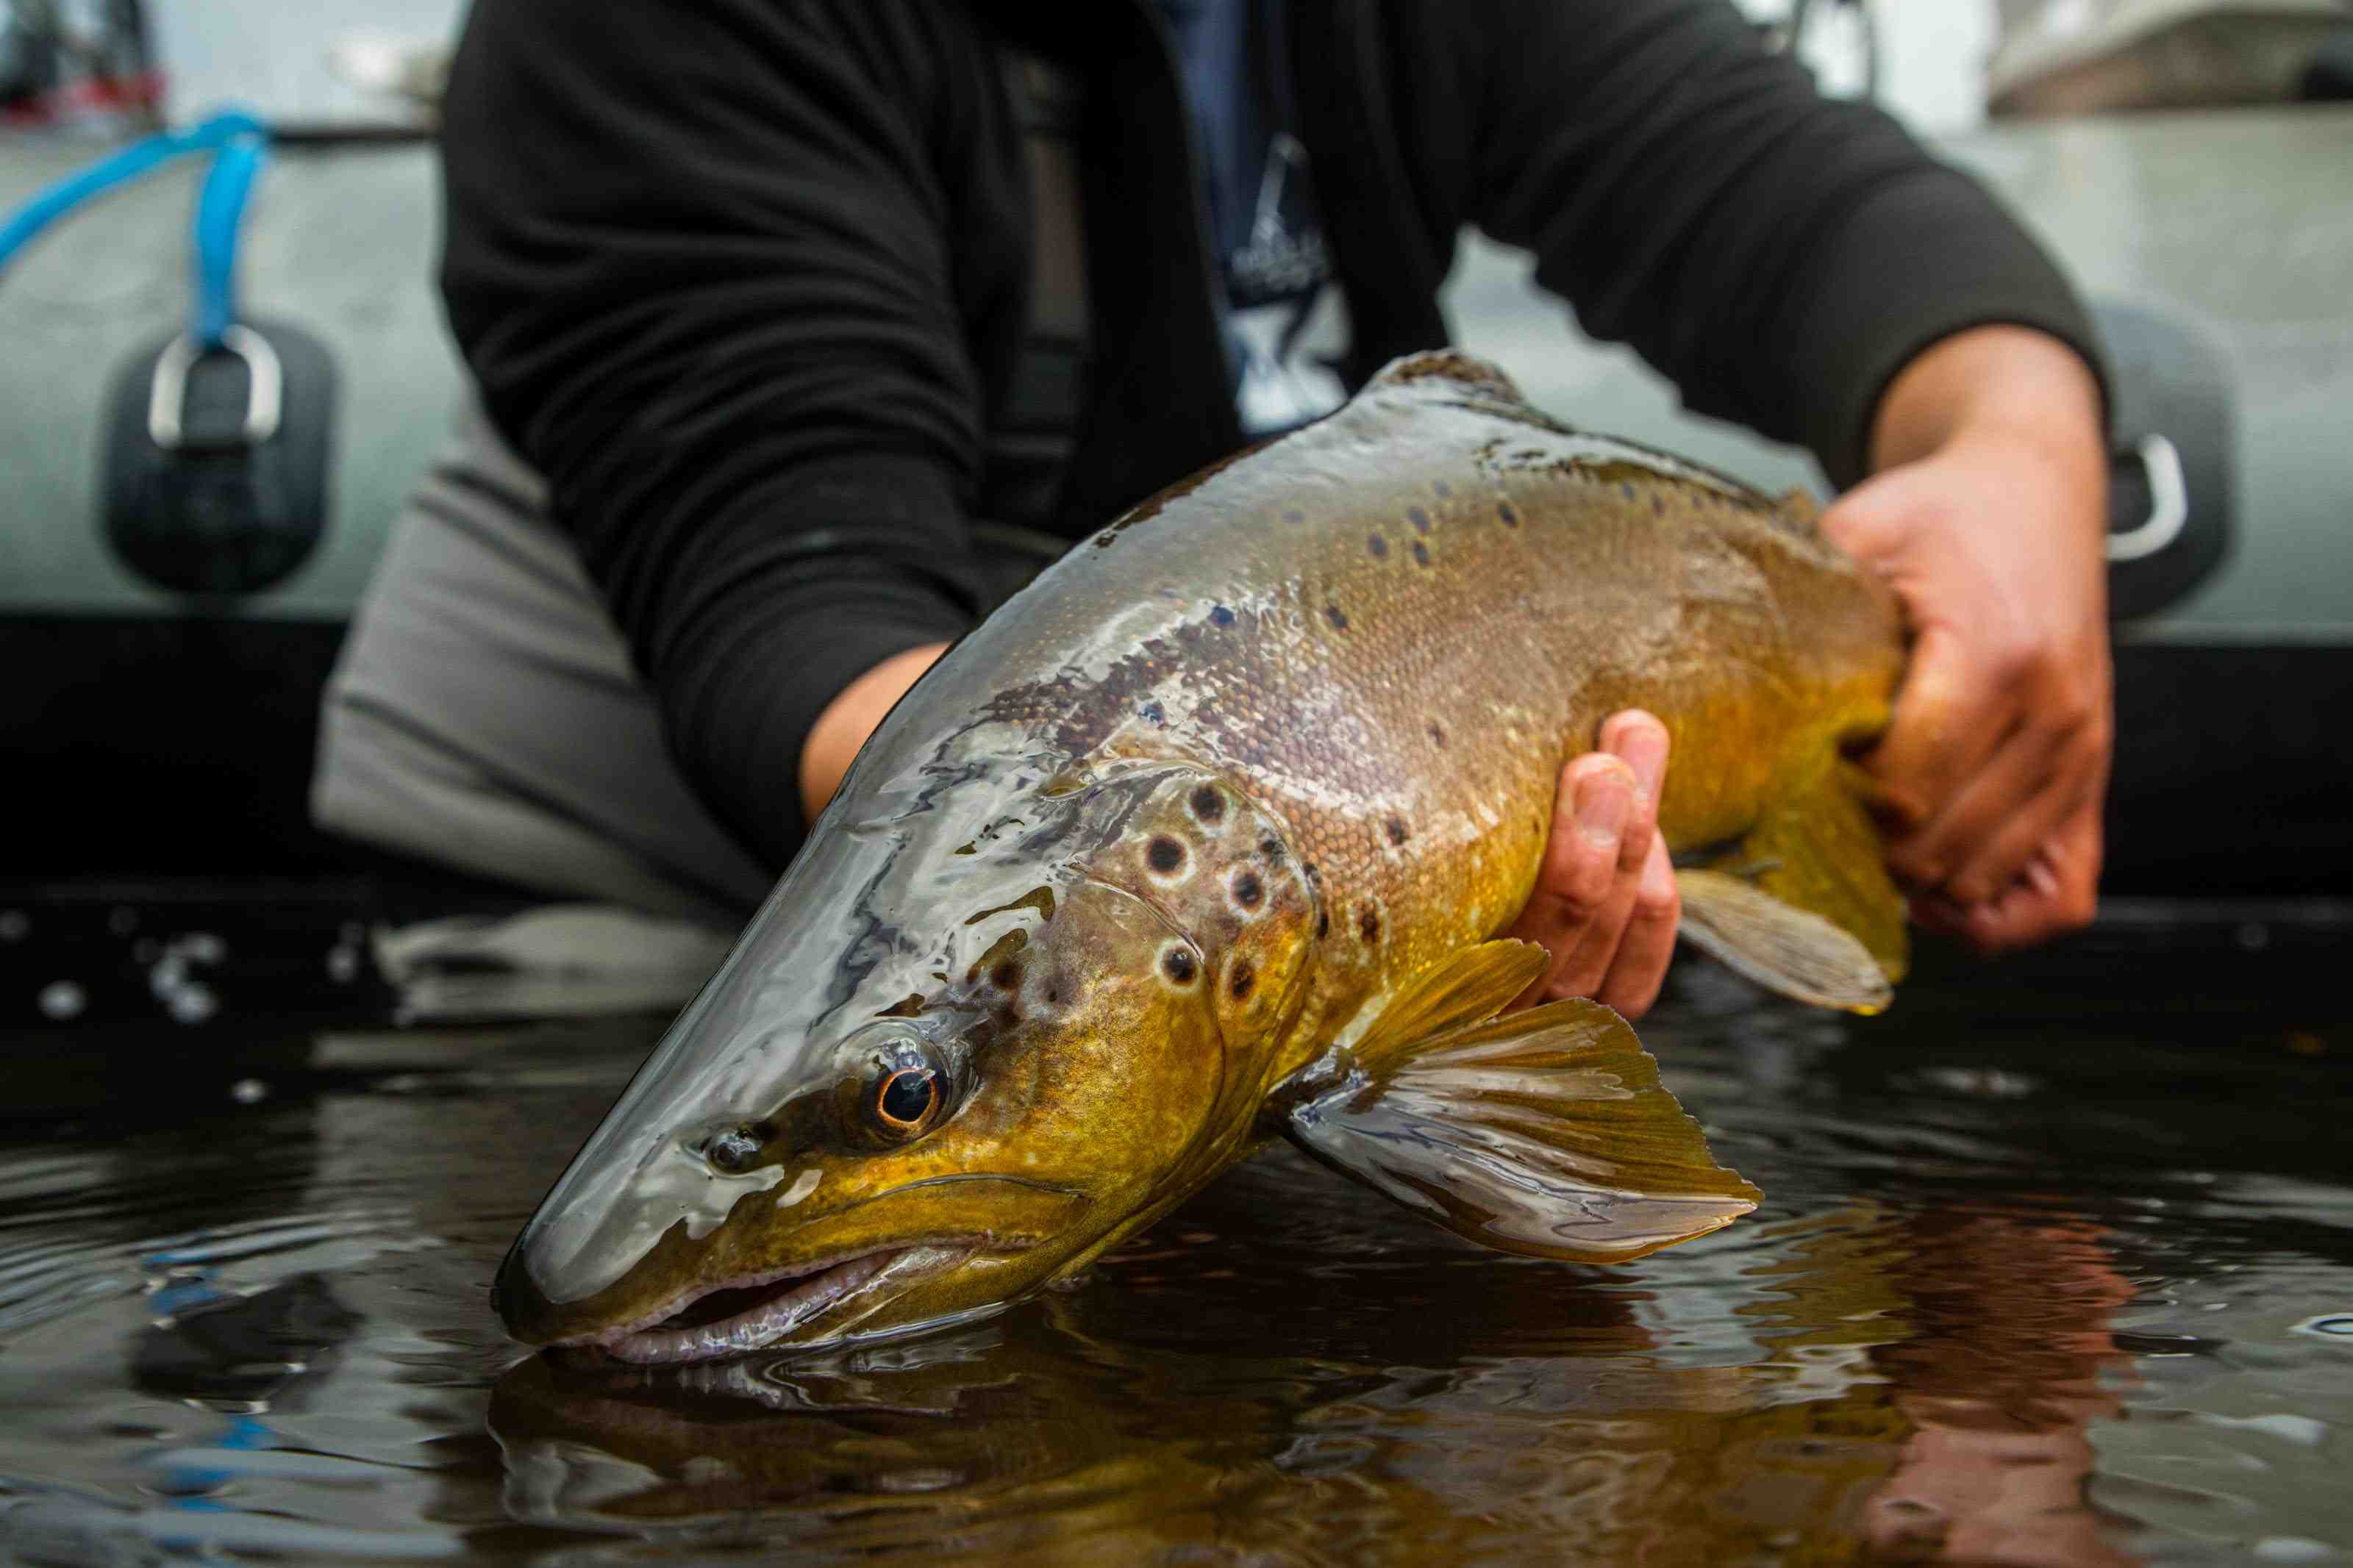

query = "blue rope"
0;107;269;348
192;126;268;347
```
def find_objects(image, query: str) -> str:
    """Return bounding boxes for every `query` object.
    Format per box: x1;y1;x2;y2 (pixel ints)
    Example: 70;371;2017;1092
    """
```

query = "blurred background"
1;0;2349;1030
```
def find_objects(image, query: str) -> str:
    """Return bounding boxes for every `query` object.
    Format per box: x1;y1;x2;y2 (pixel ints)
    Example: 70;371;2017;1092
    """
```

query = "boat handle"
147;323;283;450
2107;432;2188;563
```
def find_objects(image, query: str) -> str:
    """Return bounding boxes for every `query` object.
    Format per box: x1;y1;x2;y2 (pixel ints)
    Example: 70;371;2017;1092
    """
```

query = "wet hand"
1823;326;2112;953
1506;710;1679;1020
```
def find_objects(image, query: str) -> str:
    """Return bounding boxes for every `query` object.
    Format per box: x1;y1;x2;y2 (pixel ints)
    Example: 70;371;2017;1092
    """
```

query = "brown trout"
494;351;1908;1364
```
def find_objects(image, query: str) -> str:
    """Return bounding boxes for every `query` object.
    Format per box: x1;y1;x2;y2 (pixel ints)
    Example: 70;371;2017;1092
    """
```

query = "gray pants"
313;407;774;929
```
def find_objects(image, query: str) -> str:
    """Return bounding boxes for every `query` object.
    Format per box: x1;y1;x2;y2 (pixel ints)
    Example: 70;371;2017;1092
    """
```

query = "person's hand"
1505;710;1679;1019
1823;326;2112;953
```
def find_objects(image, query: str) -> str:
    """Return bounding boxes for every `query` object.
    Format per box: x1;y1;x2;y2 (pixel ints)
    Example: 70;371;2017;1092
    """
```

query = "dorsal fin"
1363;349;1528;407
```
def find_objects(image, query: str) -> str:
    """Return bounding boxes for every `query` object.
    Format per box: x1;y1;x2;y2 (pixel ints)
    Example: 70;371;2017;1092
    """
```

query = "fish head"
493;760;1321;1364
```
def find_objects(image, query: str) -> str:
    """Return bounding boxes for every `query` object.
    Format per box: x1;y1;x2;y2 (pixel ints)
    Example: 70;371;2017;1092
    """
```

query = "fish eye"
857;1038;951;1143
876;1068;940;1131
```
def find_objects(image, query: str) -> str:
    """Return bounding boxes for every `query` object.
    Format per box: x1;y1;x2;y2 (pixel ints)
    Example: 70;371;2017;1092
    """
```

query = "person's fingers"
1861;621;2014;836
1507;712;1678;1011
1506;754;1635;1007
1914;803;2102;953
1596;709;1668;873
1594;834;1679;1020
1888;715;2066;898
1932;721;2106;908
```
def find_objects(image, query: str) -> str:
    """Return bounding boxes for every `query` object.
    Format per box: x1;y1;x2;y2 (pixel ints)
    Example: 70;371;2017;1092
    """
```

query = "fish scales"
492;352;1907;1364
963;354;1901;1077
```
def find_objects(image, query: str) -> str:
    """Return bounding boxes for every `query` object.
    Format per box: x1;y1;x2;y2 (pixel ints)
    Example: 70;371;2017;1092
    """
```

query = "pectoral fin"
1677;758;1907;1013
1346;939;1549;1073
1280;1000;1761;1264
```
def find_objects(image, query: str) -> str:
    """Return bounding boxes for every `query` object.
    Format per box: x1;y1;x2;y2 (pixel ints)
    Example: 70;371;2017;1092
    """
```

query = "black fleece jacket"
437;0;2103;873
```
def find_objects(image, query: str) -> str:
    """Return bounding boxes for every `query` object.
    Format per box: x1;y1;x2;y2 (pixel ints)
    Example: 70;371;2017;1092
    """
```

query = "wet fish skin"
493;351;1904;1362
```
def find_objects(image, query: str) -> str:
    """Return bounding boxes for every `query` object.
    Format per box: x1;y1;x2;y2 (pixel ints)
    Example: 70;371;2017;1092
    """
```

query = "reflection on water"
0;960;2346;1565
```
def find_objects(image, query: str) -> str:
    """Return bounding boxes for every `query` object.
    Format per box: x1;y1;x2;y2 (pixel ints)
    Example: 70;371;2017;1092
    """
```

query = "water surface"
1;942;2346;1565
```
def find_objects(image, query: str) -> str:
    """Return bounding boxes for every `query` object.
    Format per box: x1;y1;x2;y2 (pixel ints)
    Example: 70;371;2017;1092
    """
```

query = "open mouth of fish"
556;1245;968;1366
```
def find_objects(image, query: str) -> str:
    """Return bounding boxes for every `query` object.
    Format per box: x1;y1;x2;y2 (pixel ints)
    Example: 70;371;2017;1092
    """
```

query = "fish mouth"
554;1244;971;1367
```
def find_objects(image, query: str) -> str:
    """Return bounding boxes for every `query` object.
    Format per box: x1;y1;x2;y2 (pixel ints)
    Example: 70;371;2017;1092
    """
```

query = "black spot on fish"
1368;534;1388;559
1228;959;1256;1002
1315;910;1330;939
1434;481;1452;498
1146;835;1185;874
1232;869;1265;910
990;959;1024;990
1139;700;1165;727
1210;604;1235;627
1619;482;1636;501
1358;906;1381;943
1407;506;1432;534
1259;836;1282;859
1652;494;1666;518
1189;785;1226;824
1411;541;1430;567
1497;501;1519;528
1161;947;1197;986
1325;606;1349;631
1427;721;1446;748
1384;817;1410;846
1283;509;1305;523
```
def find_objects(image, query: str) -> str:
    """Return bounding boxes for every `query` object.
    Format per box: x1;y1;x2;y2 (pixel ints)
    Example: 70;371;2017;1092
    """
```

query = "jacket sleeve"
1460;0;2107;485
438;0;1010;869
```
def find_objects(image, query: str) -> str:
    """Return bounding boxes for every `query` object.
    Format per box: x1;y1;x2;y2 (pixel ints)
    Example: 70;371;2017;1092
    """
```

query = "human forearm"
1825;325;2113;951
797;642;951;823
1869;323;2105;479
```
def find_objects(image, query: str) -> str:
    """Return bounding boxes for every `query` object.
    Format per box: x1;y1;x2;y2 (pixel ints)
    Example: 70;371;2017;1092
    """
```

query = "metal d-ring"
2107;432;2188;563
147;323;283;450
